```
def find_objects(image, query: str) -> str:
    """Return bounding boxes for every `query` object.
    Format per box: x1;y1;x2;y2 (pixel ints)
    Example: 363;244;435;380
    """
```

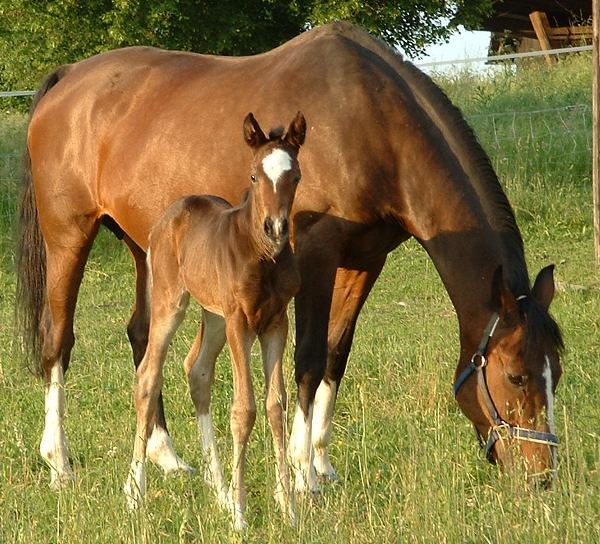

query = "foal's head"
243;112;306;253
456;266;563;483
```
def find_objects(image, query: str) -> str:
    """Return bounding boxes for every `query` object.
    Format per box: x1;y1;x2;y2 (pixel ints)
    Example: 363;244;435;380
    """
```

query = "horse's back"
27;22;424;250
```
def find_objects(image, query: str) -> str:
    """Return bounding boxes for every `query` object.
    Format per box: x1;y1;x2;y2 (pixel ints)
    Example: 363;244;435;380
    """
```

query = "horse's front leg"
124;236;193;476
225;312;257;531
259;315;296;525
124;290;189;509
289;233;338;495
185;309;228;507
312;260;386;481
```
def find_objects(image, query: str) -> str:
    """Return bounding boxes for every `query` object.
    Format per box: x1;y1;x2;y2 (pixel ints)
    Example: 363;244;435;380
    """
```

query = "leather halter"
453;312;559;461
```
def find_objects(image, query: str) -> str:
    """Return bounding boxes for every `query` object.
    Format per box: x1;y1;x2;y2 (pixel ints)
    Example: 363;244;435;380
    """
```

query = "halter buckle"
470;352;487;369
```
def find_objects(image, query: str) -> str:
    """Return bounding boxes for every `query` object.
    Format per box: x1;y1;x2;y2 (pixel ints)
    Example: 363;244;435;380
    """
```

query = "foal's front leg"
124;291;189;509
225;313;257;531
259;316;296;525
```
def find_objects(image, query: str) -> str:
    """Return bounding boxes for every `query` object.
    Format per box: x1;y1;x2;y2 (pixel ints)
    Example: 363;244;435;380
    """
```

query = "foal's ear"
243;113;267;149
284;111;306;148
532;264;556;310
491;265;518;320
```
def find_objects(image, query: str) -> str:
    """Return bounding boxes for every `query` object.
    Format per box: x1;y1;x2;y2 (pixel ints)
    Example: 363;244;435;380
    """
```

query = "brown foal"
124;112;306;529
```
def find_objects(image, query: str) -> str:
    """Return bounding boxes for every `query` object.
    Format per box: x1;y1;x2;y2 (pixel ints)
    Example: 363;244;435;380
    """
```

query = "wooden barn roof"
478;0;591;34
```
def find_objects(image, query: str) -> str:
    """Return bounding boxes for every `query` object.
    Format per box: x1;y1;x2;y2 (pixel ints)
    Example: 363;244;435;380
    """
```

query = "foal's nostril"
264;217;273;237
280;218;288;236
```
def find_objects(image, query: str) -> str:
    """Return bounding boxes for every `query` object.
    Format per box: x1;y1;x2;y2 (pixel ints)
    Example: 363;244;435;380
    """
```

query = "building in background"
476;0;592;56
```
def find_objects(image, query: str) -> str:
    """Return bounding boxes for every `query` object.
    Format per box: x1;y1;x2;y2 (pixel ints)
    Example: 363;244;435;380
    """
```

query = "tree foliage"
0;1;491;92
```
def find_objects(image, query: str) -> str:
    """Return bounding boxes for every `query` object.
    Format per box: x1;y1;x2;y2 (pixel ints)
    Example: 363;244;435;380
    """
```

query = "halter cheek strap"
453;311;559;460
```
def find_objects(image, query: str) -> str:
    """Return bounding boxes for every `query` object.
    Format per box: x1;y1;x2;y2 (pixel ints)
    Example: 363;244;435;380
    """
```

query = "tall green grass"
0;55;598;542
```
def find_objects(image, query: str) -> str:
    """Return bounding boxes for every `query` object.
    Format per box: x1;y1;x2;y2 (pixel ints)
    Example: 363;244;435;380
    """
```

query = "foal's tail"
15;66;69;377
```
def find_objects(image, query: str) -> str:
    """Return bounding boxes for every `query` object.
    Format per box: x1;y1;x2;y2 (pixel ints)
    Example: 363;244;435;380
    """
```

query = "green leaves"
1;0;492;96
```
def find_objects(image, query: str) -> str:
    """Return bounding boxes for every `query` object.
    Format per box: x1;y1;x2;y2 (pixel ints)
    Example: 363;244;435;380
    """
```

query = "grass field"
0;55;598;543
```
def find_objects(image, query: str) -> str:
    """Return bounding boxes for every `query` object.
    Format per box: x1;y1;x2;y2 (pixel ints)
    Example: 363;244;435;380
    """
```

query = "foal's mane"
328;22;563;354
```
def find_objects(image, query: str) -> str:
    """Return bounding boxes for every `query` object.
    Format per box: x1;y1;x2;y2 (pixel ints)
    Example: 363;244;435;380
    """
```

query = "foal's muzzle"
264;216;289;242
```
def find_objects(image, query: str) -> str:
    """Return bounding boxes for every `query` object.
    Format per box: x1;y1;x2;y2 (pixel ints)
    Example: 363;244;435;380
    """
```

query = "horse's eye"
507;374;528;387
250;174;257;182
294;176;301;184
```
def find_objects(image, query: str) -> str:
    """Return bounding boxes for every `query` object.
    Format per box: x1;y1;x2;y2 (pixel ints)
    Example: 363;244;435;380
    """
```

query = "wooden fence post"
594;0;600;265
529;11;556;66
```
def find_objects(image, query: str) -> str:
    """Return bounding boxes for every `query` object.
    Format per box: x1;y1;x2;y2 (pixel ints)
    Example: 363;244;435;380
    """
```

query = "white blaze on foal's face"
262;148;293;192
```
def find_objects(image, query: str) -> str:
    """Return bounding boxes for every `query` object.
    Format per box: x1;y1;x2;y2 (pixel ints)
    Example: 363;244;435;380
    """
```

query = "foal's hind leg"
40;230;98;488
124;283;190;509
312;260;385;481
124;236;193;476
259;315;296;525
185;310;228;507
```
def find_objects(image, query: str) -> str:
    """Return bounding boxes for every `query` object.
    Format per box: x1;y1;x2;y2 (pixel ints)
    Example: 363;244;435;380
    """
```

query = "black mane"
335;22;563;355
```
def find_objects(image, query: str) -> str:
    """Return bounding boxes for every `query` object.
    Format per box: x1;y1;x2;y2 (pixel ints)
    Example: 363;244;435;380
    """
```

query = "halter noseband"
453;311;559;461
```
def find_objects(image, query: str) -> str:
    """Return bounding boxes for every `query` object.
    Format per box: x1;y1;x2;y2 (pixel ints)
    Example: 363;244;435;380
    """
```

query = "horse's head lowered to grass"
454;265;563;482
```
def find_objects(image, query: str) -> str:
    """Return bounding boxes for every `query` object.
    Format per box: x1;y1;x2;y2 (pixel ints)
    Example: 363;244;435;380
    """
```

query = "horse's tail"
15;66;69;377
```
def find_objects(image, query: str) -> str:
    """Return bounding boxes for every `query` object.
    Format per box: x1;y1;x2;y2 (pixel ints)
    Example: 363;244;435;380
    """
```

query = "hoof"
124;479;143;511
232;516;248;532
49;469;75;490
316;469;339;484
124;462;146;511
228;489;248;532
293;469;320;497
163;461;196;478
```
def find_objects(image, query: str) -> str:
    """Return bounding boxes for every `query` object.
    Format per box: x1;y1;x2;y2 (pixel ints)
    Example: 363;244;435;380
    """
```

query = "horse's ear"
243;113;267;149
532;264;556;310
284;111;306;148
491;265;518;319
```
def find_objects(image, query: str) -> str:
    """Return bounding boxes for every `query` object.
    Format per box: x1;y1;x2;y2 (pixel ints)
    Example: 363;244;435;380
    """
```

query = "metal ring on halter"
470;352;487;368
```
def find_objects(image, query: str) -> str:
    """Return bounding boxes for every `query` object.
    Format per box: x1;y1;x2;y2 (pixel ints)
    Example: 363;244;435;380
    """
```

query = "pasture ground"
0;55;598;543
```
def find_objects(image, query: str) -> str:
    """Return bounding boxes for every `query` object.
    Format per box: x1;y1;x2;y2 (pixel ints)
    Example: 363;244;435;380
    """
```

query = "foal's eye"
294;176;301;184
507;374;528;388
250;174;257;182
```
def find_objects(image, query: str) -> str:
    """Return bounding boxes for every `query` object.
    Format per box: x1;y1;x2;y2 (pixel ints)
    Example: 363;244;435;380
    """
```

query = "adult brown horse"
17;22;563;493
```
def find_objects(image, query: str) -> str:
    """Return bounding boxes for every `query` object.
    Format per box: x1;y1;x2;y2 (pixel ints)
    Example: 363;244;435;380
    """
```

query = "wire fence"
0;45;592;225
414;44;592;69
469;104;591;152
466;103;591;184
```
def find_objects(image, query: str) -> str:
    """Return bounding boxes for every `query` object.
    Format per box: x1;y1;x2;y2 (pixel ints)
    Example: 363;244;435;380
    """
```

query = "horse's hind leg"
185;310;228;507
312;259;385;482
40;229;98;488
259;315;296;525
123;236;193;475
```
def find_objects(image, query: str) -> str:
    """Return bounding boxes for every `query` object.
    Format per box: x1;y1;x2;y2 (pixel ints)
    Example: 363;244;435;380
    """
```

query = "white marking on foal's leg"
39;363;75;488
312;379;338;481
261;149;292;192
197;413;228;507
543;356;557;470
147;426;194;476
124;459;146;510
187;311;228;506
289;402;319;494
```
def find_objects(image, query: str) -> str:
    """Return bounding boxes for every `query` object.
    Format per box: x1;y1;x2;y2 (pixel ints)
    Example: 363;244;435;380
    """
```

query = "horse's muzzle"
264;216;289;242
